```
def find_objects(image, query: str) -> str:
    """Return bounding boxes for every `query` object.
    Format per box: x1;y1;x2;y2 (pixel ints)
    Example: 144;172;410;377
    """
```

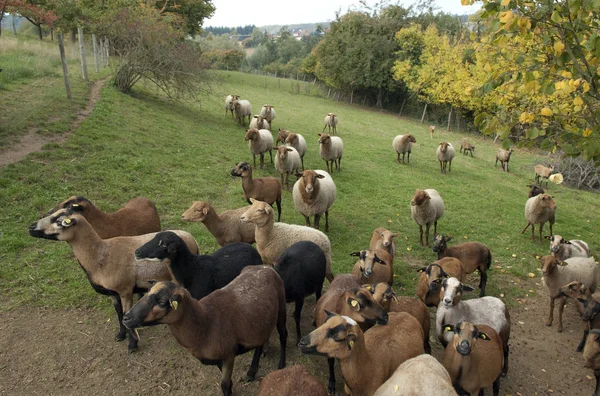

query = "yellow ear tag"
72;204;79;207
63;218;72;225
351;300;359;308
349;340;354;348
479;333;488;340
171;301;178;310
444;325;452;332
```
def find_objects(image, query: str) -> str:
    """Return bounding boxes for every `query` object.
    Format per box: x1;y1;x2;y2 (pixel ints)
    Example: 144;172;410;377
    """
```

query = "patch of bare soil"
0;77;108;168
0;278;596;396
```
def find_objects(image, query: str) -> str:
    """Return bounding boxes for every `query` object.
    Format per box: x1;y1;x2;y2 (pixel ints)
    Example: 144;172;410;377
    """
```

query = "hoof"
128;347;137;354
115;333;126;342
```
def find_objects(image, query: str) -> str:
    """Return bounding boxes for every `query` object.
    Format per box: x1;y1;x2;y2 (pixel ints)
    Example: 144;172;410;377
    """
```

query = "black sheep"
135;231;262;300
274;241;326;342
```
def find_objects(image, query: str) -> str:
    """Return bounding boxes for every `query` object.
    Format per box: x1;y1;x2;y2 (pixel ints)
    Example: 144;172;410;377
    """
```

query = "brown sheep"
369;227;398;258
350;249;394;285
583;329;600;395
276;128;290;144
416;258;466;307
558;281;598;352
535;164;556;187
460;141;475;157
257;365;327;396
527;184;545;198
495;148;514;172
231;162;282;221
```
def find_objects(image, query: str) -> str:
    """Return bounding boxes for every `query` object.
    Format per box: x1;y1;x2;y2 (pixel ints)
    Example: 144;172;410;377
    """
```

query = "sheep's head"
373;228;397;249
584;330;600;369
537;194;557;210
440;277;474;307
135;231;183;261
410;189;430;206
181;201;211;222
418;263;450;293
277;128;289;143
47;195;92;216
232;100;241;110
244;128;259;141
432;234;451;253
362;282;396;311
442;321;492;356
298;312;360;359
240;198;273;226
527;184;544;198
231;162;252;178
439;142;450;153
276;145;293;161
123;281;186;328
406;134;417;143
582;296;600;322
318;133;331;145
350;250;386;279
539;255;566;276
285;132;298;145
545;234;568;254
262;104;273;114
558;281;589;300
296;170;324;197
29;208;83;242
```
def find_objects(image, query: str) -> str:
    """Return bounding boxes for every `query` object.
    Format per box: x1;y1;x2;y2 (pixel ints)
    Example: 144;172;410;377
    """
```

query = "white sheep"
410;188;445;247
323;113;338;134
292;169;336;232
318;133;343;174
233;99;252;127
285;132;307;170
225;94;239;118
545;234;591;260
495;148;514;172
437;142;455;174
521;193;556;242
392;134;417;164
249;115;270;130
274;145;301;190
535;164;556;187
240;198;334;282
244;128;274;169
259;104;276;128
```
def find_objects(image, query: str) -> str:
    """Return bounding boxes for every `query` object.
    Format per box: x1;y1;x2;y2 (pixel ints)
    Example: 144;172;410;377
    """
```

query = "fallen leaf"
463;235;468;239
500;293;505;297
518;321;525;325
387;220;393;223
542;368;546;373
528;290;534;293
406;247;412;251
528;272;536;278
512;254;517;258
587;375;594;380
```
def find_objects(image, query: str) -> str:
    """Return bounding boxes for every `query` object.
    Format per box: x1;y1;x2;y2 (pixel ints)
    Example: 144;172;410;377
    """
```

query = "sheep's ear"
431;278;443;284
544;235;553;240
477;331;491;341
347;297;361;311
202;207;209;215
440;270;450;278
417;266;428;273
374;255;386;265
317;133;322;137
346;334;357;350
167;242;178;254
317;174;325;179
286;148;293;152
249;198;256;204
442;324;455;333
295;172;304;178
264;205;273;214
323;310;337;322
445;236;452;242
462;285;475;292
147;279;159;286
564;239;572;245
70;203;84;212
349;251;362;257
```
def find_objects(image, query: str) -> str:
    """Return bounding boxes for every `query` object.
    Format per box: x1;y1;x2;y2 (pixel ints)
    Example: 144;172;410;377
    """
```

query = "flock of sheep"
25;93;598;396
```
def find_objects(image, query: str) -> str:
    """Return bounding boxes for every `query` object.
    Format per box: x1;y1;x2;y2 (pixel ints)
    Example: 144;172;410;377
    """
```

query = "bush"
556;156;600;192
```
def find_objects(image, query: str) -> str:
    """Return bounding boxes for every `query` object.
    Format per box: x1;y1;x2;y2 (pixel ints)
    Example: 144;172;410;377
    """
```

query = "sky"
204;0;481;28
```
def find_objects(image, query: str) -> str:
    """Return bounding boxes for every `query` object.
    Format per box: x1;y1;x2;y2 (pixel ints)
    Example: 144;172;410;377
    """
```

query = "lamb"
225;94;239;118
436;277;511;377
240;198;334;282
432;234;492;297
292;169;336;232
416;258;466;307
181;201;255;246
249;114;270;130
535;164;556;187
545;234;591;260
299;311;424;396
134;231;262;300
539;255;599;333
285;132;307;170
47;195;161;238
521;193;556;242
122;266;287;396
429;125;435;139
495;148;514;172
459;141;475;157
29;208;199;353
369;227;398;258
257;365;327;396
274;145;301;190
374;355;457;396
317;133;343;174
437;142;455;174
392;134;417;164
273;241;326;343
259;104;276;128
527;184;545;198
233;99;252;127
410;188;445;247
244;128;274;169
231;162;282;221
364;282;432;354
583;329;600;396
323;112;338;134
351;249;394;285
442;321;504;396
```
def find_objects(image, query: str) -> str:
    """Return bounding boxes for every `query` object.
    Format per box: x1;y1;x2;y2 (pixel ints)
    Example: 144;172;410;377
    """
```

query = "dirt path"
0;77;108;167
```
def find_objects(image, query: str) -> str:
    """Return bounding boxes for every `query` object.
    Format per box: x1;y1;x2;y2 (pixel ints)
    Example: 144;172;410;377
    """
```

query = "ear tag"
351;300;359;308
479;333;489;340
62;218;72;226
171;300;178;310
444;325;452;332
349;340;354;349
72;204;79;207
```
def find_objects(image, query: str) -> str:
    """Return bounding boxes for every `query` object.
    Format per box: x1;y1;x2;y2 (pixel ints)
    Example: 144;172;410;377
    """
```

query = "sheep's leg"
324;210;329;232
557;296;565;332
246;346;262;381
294;298;304;344
280;173;285;190
531;224;536;241
425;223;431;247
327;358;336;395
397;152;401;163
594;369;600;396
538;222;544;243
546;295;555;326
277;299;288;369
314;214;321;230
577;325;589;352
303;215;311;227
439;160;444;174
275;198;282;222
495;158;499;168
433;220;438;236
259;153;265;169
111;295;127;342
479;270;487;297
338;156;342;171
549;221;553;236
407;151;411;164
521;222;531;234
418;225;424;246
219;356;235;396
502;343;509;376
253;154;257;168
301;157;305;171
492;375;501;396
268;149;273;165
323;124;327;133
449;160;452;172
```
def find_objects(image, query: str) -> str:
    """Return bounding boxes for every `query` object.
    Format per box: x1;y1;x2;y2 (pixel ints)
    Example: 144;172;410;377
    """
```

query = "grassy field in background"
0;43;599;312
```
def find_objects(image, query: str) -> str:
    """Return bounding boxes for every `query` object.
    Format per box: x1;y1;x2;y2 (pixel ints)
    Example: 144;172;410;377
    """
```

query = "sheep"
122;266;287;396
527;183;545;198
323;112;338;134
374;355;457;396
244;128;274;169
535;164;556;187
558;281;598;352
240;198;334;282
583;329;600;396
292;169;336;232
233;99;252;127
273;241;326;343
259;104;276;128
285;132;307;170
231;162;282;222
539;255;599;333
442;321;504;396
258;365;327;396
274;145;301;190
495;148;514;172
416;258;466;307
410;188;445;247
429;125;435;139
47;195;161;238
521;193;556;242
545;234;591;260
29;208;199;353
437;142;455;174
134;231;263;300
180;201;255;246
249;114;270;130
369;227;398;258
363;282;432;354
432;234;492;297
225;94;239;118
317;133;343;174
276;128;290;144
392;134;417;164
459;141;475;157
351;249;394;285
299;311;424;396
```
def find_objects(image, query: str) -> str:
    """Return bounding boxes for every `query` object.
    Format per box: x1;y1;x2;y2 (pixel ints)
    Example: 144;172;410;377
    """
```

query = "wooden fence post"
399;99;406;116
77;27;88;81
92;34;100;73
104;37;110;66
420;103;428;123
446;106;453;131
58;33;72;100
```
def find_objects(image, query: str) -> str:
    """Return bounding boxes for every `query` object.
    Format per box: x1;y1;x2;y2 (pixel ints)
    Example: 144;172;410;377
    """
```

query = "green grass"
0;63;599;311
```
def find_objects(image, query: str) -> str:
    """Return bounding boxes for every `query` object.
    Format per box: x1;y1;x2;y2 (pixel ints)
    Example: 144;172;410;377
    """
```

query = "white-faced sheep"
259;104;276;128
437;142;455;174
546;234;591;260
460;141;475;157
410;188;445;247
318;133;343;174
374;355;457;396
285;132;307;170
258;365;327;396
392;134;417;164
225;94;239;118
583;329;600;396
416;258;466;307
535;164;556;187
369;227;398;258
351;249;394;285
495;148;514;172
275;145;301;190
436;277;511;377
292;169;336;232
249;115;270;130
244;128;274;169
231;162;282;221
240;199;334;282
521;193;556;242
323;113;338;134
233;99;252;127
429;125;435;139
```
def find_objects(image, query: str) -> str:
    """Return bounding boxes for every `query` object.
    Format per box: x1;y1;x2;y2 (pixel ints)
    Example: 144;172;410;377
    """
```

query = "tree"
5;0;56;39
153;0;215;37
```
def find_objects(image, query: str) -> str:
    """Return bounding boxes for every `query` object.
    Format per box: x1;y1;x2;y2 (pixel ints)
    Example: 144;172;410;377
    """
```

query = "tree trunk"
78;27;88;81
104;37;110;66
12;15;17;36
399;99;406;116
70;28;76;43
38;24;43;40
376;87;383;109
58;33;72;100
92;34;100;73
0;7;4;37
350;90;353;104
420;103;428;123
50;28;54;41
446;106;453;131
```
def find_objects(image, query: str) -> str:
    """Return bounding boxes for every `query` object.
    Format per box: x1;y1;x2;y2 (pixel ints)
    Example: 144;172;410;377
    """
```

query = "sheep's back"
524;196;556;224
392;135;412;153
249;130;274;154
545;258;599;293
